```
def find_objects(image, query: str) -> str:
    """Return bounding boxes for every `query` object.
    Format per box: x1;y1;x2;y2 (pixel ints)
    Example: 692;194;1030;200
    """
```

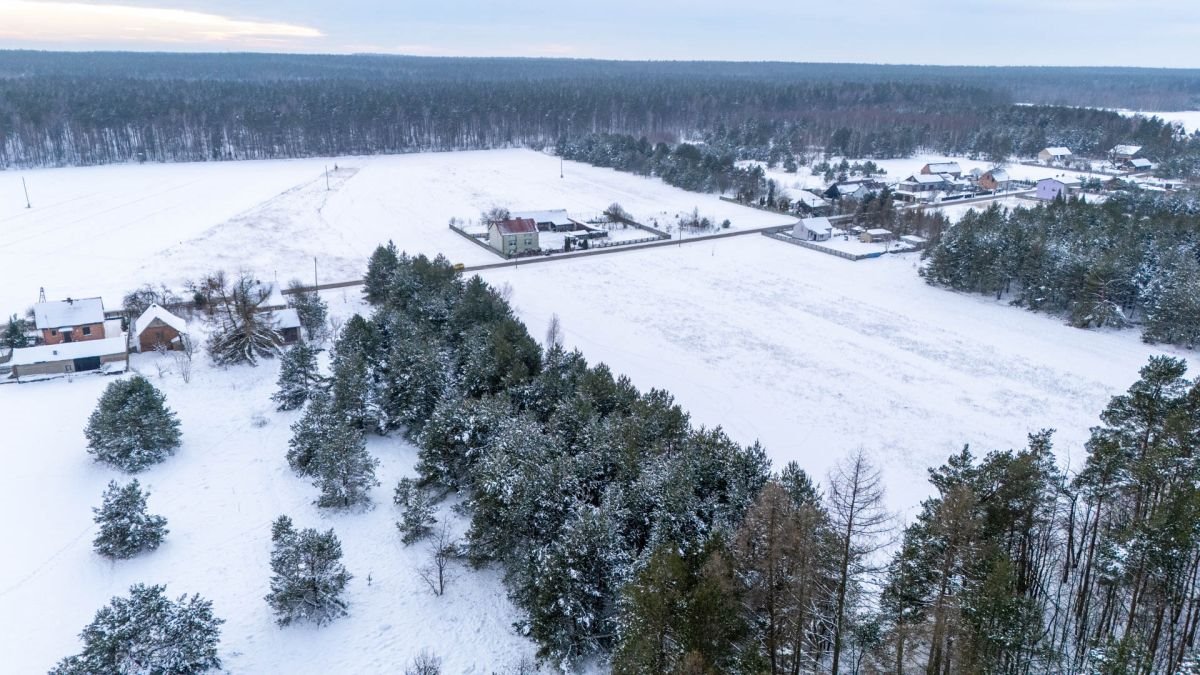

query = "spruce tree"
272;343;325;411
52;584;223;674
84;376;182;472
395;477;437;544
312;421;380;509
363;241;400;306
2;314;29;349
287;389;334;476
92;479;168;559
287;280;328;341
265;515;352;627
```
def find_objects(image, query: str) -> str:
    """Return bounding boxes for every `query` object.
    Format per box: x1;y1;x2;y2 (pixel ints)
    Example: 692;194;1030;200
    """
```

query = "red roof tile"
496;217;538;235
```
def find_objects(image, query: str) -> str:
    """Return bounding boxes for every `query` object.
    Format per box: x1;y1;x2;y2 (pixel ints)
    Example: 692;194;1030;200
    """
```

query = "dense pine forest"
923;192;1200;348
283;249;1200;673
1;51;1199;175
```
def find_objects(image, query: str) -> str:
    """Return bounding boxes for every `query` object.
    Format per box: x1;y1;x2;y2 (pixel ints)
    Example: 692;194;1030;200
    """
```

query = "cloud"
0;1;323;45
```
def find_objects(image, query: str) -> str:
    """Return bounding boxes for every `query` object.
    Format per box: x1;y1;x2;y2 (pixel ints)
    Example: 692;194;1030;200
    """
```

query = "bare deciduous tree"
418;523;456;597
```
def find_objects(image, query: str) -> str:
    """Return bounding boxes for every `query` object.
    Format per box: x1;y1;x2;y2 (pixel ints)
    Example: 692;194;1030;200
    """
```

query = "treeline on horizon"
301;249;1200;673
0;51;1197;172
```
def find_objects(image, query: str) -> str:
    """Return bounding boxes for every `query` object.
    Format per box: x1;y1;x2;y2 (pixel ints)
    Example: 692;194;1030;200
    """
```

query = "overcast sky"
1;0;1198;67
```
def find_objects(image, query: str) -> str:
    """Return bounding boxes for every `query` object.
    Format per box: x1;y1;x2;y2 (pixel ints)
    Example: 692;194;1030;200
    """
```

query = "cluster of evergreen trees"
297;246;1200;672
4;52;1198;178
923;192;1200;347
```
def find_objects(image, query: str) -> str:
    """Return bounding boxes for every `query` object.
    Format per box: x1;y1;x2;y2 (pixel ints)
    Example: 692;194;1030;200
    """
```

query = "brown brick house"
32;297;107;345
131;304;189;352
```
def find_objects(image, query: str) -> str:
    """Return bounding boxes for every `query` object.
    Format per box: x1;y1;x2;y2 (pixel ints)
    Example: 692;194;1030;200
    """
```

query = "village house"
1035;177;1072;201
131;304;189;353
487;217;540;256
1038;147;1072;165
1109;145;1143;163
977;168;1011;191
8;336;128;380
509;209;583;233
901;173;947;193
920;161;962;178
794;217;834;241
824;181;871;201
32;297;109;345
793;191;830;215
1122;157;1154;172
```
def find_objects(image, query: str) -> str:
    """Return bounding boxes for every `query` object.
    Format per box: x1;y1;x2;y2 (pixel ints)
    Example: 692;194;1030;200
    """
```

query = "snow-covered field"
1;149;1194;672
1115;109;1200;133
0;149;791;313
0;304;540;673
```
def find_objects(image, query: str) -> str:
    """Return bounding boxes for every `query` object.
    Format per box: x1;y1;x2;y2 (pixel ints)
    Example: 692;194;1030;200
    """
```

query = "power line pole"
313;257;319;290
22;177;31;208
560;157;563;179
325;166;330;191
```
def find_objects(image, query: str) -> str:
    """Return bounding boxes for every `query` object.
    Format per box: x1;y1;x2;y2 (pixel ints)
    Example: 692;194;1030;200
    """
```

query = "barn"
131;304;189;353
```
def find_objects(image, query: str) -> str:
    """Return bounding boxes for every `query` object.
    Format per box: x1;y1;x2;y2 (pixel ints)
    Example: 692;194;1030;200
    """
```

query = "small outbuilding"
271;308;303;345
510;209;582;233
1110;145;1143;162
860;228;894;244
1123;157;1154;172
794;217;834;241
131;304;189;353
920;162;962;178
8;336;128;380
1038;147;1072;165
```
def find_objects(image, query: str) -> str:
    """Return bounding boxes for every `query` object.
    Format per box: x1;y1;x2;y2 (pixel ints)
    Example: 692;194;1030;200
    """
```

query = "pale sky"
1;0;1199;67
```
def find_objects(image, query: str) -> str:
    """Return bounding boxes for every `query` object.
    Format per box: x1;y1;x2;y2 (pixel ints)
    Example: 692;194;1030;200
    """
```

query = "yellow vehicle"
452;262;466;271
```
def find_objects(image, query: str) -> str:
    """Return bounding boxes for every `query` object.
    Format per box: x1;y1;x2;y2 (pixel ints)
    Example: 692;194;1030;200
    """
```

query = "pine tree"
286;389;334;476
287;279;328;341
329;314;378;431
92;479;168;559
311;421;380;509
2;313;30;349
84;376;182;472
52;584;223;674
272;343;325;411
395;477;437;544
363;241;400;306
265;515;352;627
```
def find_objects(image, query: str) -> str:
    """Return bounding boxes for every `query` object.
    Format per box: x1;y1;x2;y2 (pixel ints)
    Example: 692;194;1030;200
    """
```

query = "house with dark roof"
487;217;540;256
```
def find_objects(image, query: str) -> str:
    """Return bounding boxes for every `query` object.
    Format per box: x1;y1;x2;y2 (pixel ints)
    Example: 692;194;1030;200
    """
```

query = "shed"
1110;145;1143;161
8;336;128;380
1124;157;1153;171
860;228;894;243
510;209;581;233
1038;147;1072;164
132;304;189;353
271;308;303;345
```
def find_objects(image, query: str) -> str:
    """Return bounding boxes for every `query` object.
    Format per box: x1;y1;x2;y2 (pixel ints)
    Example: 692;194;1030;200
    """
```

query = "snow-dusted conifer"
52;584;223;674
394;477;437;544
272;343;324;411
92;479;168;559
2;314;30;349
287;389;333;476
265;515;352;627
287;280;328;341
312;421;380;509
84;375;182;472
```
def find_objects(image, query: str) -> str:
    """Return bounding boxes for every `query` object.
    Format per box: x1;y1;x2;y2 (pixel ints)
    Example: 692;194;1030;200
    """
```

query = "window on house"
50;329;57;336
82;326;92;336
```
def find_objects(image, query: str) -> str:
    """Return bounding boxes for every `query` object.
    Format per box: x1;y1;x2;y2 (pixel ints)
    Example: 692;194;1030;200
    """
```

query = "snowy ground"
0;299;540;674
0;149;791;313
1115;109;1200;133
2;149;1193;672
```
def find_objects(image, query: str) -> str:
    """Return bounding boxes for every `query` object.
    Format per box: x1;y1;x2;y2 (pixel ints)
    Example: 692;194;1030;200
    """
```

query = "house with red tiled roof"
488;217;540;256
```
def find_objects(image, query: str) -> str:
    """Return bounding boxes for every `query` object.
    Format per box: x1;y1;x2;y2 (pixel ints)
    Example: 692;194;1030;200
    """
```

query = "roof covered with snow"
923;162;961;174
1042;147;1072;156
800;217;832;232
1111;144;1142;156
493;217;538;235
909;174;946;185
32;297;105;329
865;228;893;236
9;335;126;366
795;192;828;207
510;209;573;227
132;304;188;339
1128;158;1153;168
271;308;302;330
984;169;1010;181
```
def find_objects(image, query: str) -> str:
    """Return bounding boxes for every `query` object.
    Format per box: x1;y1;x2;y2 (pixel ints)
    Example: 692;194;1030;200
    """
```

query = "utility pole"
560;157;563;179
325;166;330;191
313;257;319;289
22;177;31;208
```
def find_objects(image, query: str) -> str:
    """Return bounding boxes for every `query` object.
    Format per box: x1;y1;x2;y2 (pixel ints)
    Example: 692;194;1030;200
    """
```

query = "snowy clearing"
0;149;791;312
1115;109;1200;133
